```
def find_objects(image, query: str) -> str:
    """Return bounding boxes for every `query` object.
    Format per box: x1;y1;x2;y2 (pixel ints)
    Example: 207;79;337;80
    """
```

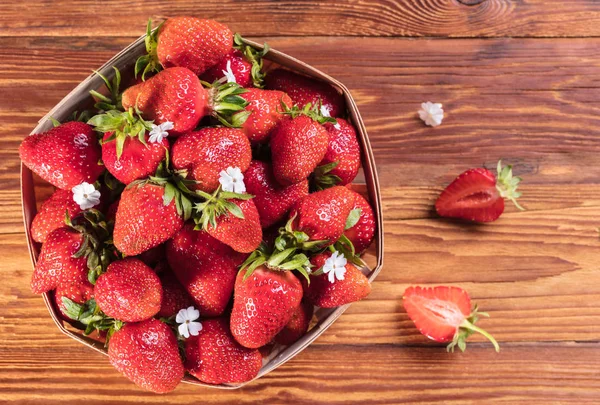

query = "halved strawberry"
403;285;499;352
435;161;524;222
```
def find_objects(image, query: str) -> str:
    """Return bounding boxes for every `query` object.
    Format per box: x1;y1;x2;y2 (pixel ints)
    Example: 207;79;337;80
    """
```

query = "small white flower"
219;166;246;194
148;121;174;143
72;182;101;210
176;306;202;339
320;104;332;118
222;60;237;84
322;251;347;284
418;102;444;127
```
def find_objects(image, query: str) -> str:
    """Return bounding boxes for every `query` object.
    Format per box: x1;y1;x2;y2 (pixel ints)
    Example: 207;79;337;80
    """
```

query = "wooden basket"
20;33;384;389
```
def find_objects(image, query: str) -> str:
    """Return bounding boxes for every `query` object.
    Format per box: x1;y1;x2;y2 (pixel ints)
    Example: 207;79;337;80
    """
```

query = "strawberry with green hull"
94;258;162;323
238;89;293;143
343;188;376;254
403;286;500;352
265;68;346;118
19;121;103;190
108;318;184;393
275;299;314;345
435;160;524;222
31;189;83;243
54;281;94;322
185;318;262;384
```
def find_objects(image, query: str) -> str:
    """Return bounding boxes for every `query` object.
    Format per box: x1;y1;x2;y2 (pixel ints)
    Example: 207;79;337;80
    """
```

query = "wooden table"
2;1;600;403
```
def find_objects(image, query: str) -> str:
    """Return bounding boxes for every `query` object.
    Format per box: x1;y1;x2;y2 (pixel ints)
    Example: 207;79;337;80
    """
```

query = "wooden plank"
2;1;600;38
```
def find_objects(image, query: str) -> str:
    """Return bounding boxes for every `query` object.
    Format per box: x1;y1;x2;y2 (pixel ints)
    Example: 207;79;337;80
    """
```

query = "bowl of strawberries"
20;16;383;393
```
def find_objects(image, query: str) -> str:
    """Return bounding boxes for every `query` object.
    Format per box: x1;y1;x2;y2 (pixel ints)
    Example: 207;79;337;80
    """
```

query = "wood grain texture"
1;1;600;38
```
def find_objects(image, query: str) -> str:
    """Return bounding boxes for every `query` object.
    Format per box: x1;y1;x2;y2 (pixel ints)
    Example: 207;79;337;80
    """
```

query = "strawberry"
244;160;309;228
270;105;333;186
171;127;251;193
108;318;184;393
238;89;293;143
136;243;166;268
113;182;184;256
265;68;346;117
315;118;361;188
304;251;370;308
231;265;304;349
275;299;313;345
54;281;94;322
137;17;233;78
94;258;162;322
184;318;262;384
166;224;239;317
19;121;103;190
157;267;194;318
403;286;500;352
343;189;376;254
435;160;524;223
31;189;82;243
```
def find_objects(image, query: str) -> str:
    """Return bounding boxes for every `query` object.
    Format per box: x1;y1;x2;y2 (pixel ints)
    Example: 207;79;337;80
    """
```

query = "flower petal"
187;321;203;336
178;323;190;338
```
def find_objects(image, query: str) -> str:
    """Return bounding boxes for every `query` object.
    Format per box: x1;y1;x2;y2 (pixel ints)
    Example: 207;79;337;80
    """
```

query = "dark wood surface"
1;1;600;404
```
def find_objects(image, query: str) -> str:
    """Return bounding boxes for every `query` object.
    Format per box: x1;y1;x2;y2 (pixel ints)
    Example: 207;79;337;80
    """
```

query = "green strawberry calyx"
274;213;329;253
313;161;342;191
280;101;337;125
90;66;123;112
135;18;163;81
447;304;500;353
202;80;251;128
61;297;123;345
234;33;269;88
495;160;525;211
192;185;254;231
239;242;313;283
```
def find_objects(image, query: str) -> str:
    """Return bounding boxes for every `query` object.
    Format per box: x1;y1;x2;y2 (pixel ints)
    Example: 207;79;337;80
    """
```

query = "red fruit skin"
230;267;303;349
240;89;293;143
122;67;207;136
157;268;194;318
185;318;262;385
54;281;94;322
136;244;166;268
30;227;87;294
171;127;251;193
101;132;168;185
270;115;329;186
435;168;504;223
157;17;233;76
166;224;239;317
108;318;184;393
31;189;82;243
304;253;371;308
200;49;252;87
206;198;263;253
19;121;103;190
113;183;184;256
275;299;314;345
290;185;355;245
403;286;471;343
265;68;346;117
244;161;309;228
344;189;376;254
94;258;162;322
320;118;361;185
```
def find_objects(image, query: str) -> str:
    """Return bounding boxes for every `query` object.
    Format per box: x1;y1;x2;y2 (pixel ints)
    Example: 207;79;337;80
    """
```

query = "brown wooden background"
2;1;600;404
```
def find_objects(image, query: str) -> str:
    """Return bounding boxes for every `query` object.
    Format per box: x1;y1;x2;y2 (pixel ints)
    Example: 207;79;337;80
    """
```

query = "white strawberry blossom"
72;182;101;210
322;251;347;284
222;60;237;84
320;104;332;118
418;102;444;127
148;121;174;143
176;306;202;339
219;166;246;194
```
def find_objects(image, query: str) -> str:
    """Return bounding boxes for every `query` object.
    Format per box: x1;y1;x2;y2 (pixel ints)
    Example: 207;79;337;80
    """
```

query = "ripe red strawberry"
113;183;184;256
184;318;262;384
108;318;184;393
201;49;252;87
238;89;292;143
230;266;303;349
30;227;88;294
304;252;371;308
265;68;346;117
343;189;375;254
244;160;309;228
31;189;82;243
289;185;355;246
166;224;239;317
94;258;162;322
403;286;499;352
270;113;330;186
435;161;524;222
157;268;194;318
54;281;94;322
315;118;361;188
136;243;166;268
19;121;103;190
171;127;251;193
275;299;313;345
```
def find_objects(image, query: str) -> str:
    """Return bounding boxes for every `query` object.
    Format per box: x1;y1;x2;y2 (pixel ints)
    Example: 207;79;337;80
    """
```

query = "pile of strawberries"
20;17;376;393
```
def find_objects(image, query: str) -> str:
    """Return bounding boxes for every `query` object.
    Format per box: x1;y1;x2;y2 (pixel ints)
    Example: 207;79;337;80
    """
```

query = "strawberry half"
435;160;524;222
403;285;499;352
